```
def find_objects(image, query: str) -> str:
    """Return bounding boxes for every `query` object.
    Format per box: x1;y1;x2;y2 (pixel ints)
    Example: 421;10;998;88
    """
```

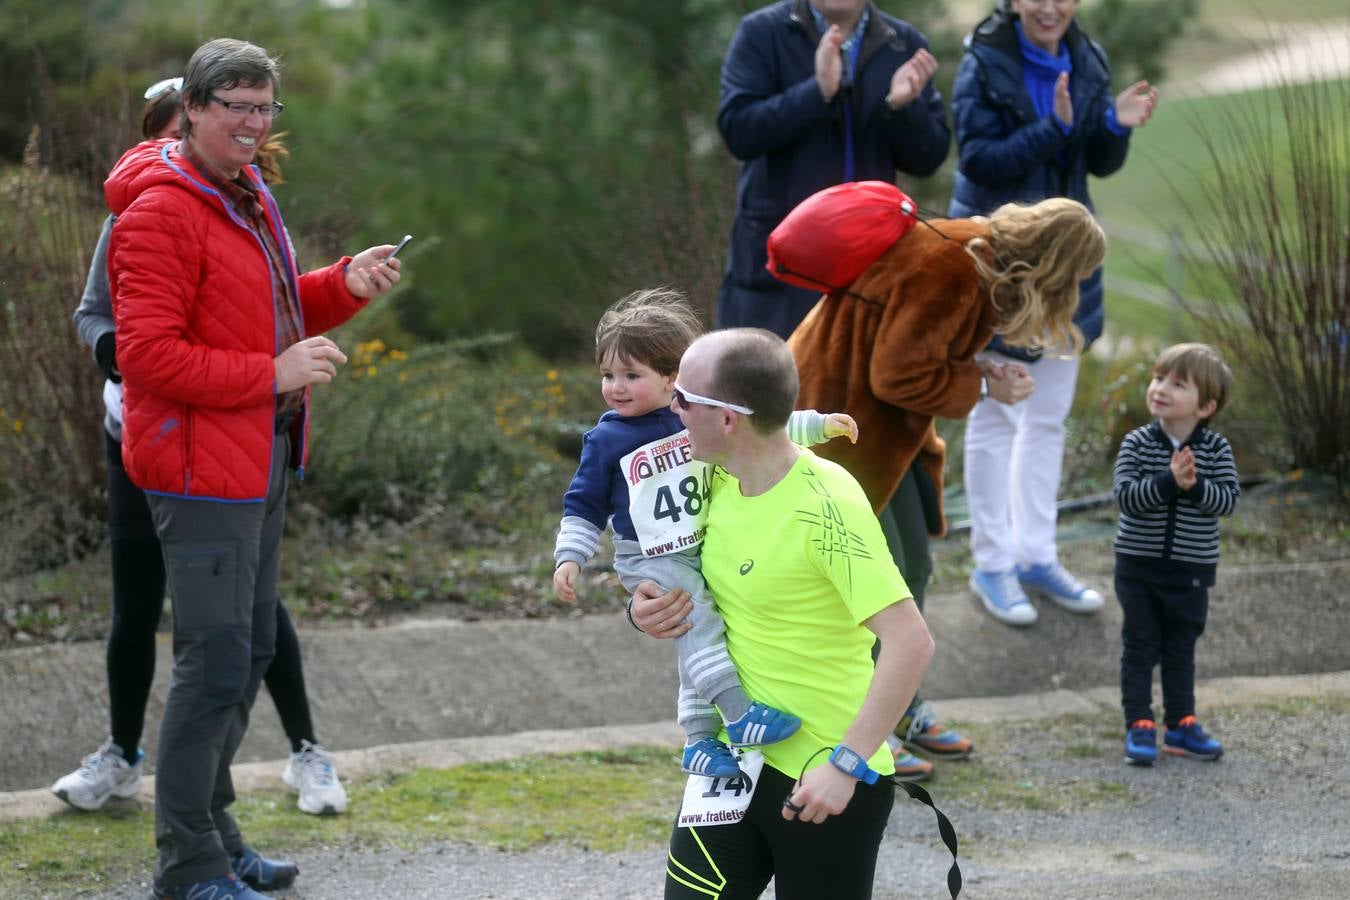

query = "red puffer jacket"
105;139;365;501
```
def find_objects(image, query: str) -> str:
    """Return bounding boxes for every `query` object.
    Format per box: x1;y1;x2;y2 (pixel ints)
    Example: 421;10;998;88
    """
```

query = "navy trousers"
1115;573;1209;728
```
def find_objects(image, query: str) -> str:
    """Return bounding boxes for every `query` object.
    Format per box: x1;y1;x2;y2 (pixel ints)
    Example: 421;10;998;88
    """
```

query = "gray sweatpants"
612;538;741;740
146;436;288;887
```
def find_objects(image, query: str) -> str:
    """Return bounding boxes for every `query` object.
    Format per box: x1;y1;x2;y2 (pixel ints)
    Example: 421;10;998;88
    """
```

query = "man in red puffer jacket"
105;37;402;900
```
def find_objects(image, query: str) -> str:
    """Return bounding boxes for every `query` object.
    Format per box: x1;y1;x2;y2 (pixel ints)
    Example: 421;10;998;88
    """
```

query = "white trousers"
964;353;1080;573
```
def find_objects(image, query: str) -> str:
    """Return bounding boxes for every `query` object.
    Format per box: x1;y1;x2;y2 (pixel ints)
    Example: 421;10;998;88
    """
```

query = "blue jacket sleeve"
951;53;1067;187
1083;56;1131;177
718;17;837;162
561;426;614;532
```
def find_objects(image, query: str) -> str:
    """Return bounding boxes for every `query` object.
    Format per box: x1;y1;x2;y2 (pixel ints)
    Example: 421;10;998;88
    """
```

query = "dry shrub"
1169;66;1349;497
0;130;106;575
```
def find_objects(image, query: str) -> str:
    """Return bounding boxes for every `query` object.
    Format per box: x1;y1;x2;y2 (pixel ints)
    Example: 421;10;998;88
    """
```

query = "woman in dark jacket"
948;0;1157;627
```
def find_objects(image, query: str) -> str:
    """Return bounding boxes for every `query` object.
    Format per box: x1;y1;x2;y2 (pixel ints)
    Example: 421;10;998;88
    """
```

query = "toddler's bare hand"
824;412;859;443
553;562;580;603
1170;447;1197;489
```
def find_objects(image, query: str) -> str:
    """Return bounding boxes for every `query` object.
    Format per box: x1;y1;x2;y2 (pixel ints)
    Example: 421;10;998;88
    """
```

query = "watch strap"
830;744;880;785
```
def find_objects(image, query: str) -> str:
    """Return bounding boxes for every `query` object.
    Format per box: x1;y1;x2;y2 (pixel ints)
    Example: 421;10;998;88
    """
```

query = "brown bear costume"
788;218;1001;536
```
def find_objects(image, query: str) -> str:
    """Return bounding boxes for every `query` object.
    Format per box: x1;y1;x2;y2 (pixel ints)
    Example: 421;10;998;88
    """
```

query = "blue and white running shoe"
681;738;742;778
725;701;801;748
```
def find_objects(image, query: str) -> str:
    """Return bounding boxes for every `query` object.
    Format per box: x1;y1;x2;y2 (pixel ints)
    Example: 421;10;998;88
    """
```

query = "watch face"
836;748;861;769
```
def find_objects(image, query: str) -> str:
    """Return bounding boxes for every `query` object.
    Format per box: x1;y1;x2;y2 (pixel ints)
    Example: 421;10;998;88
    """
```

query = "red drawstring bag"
766;181;918;294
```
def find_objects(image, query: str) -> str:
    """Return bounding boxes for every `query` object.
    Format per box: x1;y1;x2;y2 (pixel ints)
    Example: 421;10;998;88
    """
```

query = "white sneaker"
50;738;142;810
282;740;348;815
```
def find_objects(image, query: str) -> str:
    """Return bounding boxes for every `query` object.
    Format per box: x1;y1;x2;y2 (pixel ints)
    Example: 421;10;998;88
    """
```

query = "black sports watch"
828;744;880;785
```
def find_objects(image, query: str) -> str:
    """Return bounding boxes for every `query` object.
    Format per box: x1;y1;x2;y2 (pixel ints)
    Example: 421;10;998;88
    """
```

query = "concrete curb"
5;669;1347;825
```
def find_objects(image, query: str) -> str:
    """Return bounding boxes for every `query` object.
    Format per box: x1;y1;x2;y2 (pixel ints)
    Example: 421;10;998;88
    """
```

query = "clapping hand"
886;49;938;110
815;26;846;100
1114;80;1159;128
1170;446;1197;489
1054;72;1073;126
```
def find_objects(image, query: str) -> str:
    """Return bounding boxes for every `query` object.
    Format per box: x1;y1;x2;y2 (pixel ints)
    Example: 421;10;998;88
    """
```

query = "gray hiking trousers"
146;436;288;887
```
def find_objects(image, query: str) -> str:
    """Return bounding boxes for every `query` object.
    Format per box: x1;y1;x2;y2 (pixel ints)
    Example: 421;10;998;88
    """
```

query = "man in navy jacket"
716;0;950;340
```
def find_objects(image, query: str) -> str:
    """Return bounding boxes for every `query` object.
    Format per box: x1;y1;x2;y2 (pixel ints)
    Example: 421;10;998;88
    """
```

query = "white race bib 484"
620;429;713;557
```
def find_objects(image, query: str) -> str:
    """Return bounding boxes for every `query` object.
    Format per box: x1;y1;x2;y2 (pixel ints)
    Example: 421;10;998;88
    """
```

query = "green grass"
0;747;686;896
1091;76;1348;352
1094;79;1347;234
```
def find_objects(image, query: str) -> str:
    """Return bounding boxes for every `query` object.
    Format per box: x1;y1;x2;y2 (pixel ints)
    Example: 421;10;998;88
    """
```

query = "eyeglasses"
144;77;183;100
673;383;754;415
207;93;284;120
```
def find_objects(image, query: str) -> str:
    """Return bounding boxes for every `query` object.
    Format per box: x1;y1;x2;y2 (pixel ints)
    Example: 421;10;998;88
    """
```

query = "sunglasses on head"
672;383;754;416
144;76;184;100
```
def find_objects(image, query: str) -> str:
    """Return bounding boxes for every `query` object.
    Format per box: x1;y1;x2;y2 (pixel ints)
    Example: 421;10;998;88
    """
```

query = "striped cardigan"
1113;421;1240;586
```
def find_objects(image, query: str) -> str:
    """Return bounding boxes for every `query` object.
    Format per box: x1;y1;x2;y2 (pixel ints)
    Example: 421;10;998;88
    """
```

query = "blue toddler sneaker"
1125;720;1158;766
1164;716;1224;760
230;845;298;892
681;738;742;778
725;701;801;747
148;873;267;899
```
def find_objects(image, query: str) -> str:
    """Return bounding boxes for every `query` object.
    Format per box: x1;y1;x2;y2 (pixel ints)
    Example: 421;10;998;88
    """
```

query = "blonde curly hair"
965;197;1106;354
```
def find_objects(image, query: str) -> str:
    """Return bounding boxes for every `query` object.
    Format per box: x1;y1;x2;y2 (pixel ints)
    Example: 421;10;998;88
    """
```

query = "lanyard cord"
795;746;963;899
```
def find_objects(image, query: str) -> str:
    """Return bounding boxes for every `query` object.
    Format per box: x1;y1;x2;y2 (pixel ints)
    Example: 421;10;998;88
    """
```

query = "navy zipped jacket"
947;11;1131;359
717;0;950;339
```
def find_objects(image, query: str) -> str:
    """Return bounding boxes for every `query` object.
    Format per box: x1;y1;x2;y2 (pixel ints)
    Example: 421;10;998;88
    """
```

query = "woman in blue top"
949;0;1158;626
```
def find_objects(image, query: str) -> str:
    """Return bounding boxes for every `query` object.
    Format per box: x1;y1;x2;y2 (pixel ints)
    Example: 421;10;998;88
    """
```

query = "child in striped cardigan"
1113;343;1239;766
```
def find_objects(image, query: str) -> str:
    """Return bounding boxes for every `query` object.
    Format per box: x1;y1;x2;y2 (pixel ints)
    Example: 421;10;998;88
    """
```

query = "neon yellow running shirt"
702;448;912;779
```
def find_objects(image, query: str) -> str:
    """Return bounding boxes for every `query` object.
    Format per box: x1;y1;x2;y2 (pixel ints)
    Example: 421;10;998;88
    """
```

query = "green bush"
301;334;594;521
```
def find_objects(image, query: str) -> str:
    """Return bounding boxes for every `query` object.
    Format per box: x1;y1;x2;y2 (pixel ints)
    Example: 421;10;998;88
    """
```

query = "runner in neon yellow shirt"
632;328;935;899
702;452;909;780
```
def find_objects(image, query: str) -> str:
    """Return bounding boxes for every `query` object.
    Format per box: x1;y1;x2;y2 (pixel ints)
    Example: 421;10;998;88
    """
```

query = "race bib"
620;430;713;557
677;749;764;828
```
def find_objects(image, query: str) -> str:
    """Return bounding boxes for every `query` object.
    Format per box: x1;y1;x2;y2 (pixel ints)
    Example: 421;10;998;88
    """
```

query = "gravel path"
79;684;1350;900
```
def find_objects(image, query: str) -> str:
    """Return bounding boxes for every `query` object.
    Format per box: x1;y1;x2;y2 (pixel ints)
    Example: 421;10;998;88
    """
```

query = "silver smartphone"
388;234;413;260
